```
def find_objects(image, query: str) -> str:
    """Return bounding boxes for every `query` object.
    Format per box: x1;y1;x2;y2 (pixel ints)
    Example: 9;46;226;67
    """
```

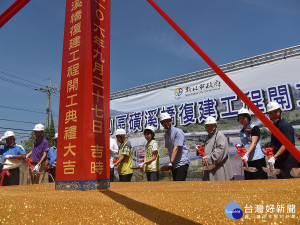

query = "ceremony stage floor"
0;179;299;224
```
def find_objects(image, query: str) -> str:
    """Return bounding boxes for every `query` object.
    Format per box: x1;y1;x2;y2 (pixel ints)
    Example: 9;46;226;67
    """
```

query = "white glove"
4;154;14;159
138;162;145;168
242;154;249;161
202;156;207;160
33;164;41;172
268;156;276;165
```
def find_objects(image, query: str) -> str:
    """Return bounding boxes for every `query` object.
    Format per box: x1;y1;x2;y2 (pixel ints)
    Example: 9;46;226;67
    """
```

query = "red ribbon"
263;147;275;159
0;169;11;186
235;145;247;174
197;145;205;156
45;166;51;172
236;147;247;157
24;158;34;169
197;145;207;166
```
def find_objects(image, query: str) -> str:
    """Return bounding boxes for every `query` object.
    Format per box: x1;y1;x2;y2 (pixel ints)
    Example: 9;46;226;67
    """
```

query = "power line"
0;70;46;87
0;131;31;138
0;126;32;132
0;105;59;116
0;105;45;114
0;75;40;90
0;118;37;125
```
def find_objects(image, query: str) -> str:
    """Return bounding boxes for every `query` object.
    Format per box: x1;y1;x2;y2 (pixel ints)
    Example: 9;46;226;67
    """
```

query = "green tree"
44;112;56;147
23;131;35;153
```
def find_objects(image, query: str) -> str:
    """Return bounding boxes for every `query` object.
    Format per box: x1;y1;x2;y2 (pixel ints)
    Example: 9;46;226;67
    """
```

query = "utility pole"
35;78;59;128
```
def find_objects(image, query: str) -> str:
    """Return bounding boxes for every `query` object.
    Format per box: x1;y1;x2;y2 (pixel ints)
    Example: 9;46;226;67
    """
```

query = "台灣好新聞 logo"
225;202;243;219
174;88;183;97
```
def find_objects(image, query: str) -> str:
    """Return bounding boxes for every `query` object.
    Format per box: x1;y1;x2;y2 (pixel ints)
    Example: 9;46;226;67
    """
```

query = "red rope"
0;0;31;28
147;0;300;163
0;169;11;186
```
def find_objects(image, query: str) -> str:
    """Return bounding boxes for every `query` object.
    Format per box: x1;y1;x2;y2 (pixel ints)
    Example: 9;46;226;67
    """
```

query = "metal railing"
111;45;300;100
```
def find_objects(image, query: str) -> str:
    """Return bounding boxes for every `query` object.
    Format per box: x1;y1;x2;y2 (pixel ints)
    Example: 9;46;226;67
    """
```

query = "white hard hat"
54;133;58;139
3;131;15;138
238;108;251;116
204;116;217;125
144;125;155;133
33;123;45;131
159;112;171;122
115;129;126;136
267;101;281;112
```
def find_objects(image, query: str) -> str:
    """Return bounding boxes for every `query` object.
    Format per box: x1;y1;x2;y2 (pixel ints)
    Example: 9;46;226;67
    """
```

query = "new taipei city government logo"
225;202;243;219
174;88;183;97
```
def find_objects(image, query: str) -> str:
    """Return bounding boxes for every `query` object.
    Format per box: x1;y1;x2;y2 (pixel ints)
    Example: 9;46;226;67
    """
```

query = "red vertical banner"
56;0;110;191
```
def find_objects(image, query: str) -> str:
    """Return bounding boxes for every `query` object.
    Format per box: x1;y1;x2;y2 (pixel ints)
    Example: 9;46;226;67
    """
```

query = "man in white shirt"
110;137;118;182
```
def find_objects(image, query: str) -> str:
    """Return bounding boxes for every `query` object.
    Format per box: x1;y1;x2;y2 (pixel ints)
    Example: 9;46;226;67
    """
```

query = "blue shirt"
240;124;264;161
0;144;26;167
164;126;190;168
46;146;57;166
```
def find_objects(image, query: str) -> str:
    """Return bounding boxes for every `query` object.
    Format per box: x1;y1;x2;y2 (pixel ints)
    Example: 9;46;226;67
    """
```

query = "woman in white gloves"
139;125;159;181
238;108;268;180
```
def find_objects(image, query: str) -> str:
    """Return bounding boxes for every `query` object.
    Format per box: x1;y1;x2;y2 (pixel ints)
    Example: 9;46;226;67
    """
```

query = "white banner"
111;56;300;133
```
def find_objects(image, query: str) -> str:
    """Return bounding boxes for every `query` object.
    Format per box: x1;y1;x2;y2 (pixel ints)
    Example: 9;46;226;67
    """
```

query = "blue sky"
0;0;300;143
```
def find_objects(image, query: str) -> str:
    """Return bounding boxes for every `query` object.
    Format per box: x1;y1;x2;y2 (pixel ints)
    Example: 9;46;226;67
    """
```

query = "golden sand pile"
0;179;299;224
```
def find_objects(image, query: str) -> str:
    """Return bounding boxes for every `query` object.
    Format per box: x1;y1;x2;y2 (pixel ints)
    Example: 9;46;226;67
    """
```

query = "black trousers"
1;168;20;186
48;167;56;183
110;168;114;182
146;171;159;181
276;168;294;179
244;158;268;180
119;173;133;182
172;164;189;181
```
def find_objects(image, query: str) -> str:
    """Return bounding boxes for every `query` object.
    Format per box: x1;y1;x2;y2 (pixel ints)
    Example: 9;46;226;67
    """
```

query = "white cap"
238;108;251;116
54;133;58;139
204;116;217;125
144;125;155;133
33;123;45;131
267;101;281;112
159;112;171;122
3;131;15;138
115;129;126;136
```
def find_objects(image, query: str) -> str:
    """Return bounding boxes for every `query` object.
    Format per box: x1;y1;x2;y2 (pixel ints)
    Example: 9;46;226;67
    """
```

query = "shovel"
1;159;21;170
290;168;300;178
262;162;281;176
240;160;258;173
201;159;216;171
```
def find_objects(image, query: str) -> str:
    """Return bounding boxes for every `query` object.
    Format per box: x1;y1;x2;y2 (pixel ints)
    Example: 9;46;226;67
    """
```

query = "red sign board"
56;0;110;190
